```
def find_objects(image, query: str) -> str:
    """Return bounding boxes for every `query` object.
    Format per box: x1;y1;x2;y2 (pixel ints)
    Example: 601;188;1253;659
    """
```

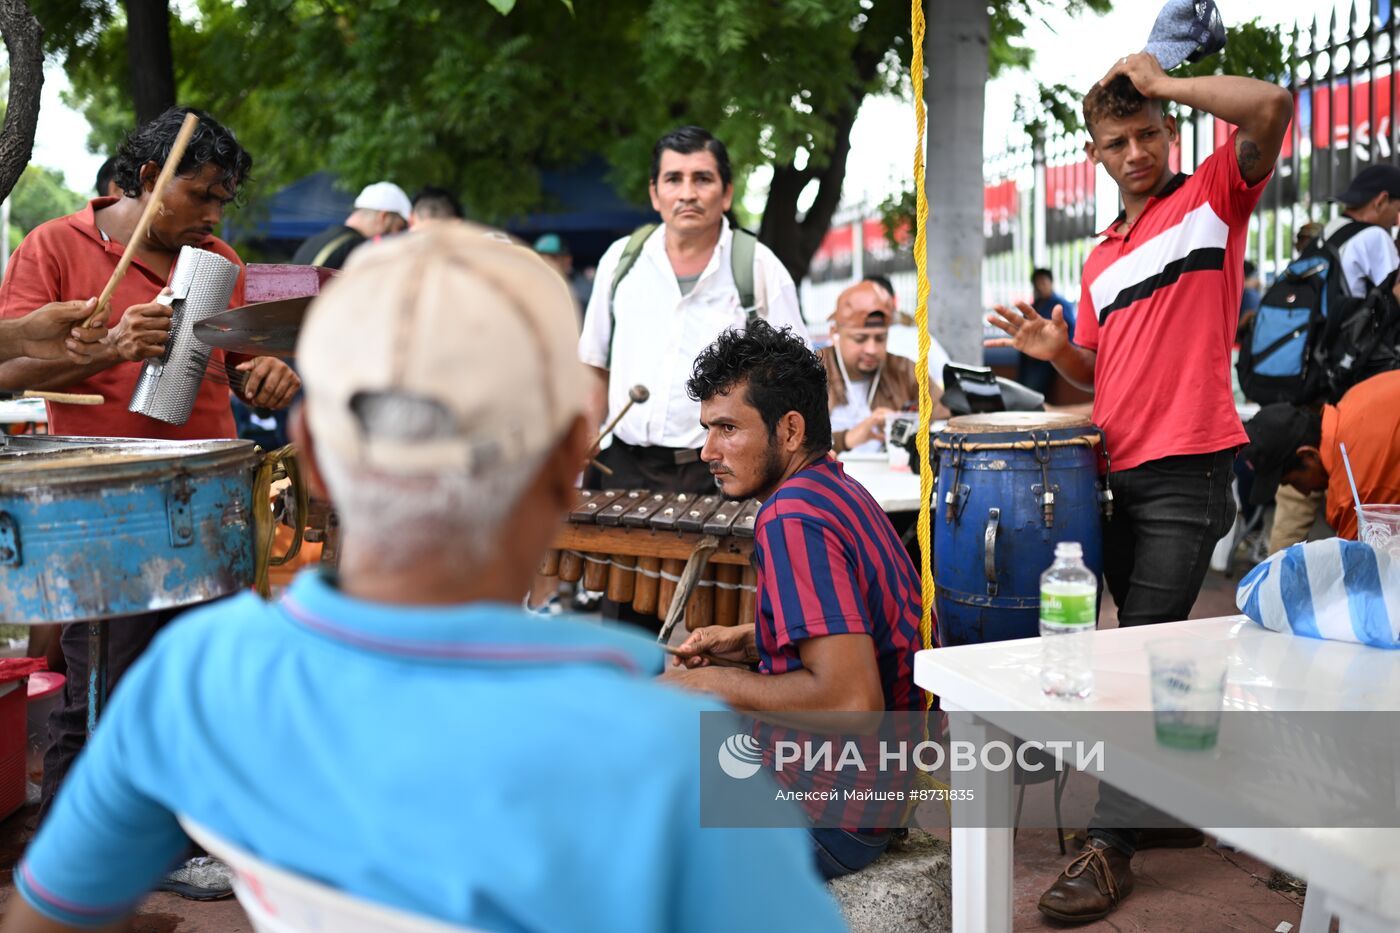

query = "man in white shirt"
578;126;806;494
1323;164;1400;297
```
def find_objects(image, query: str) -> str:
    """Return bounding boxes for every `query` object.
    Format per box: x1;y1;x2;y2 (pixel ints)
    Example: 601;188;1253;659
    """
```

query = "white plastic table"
838;453;922;513
914;616;1400;933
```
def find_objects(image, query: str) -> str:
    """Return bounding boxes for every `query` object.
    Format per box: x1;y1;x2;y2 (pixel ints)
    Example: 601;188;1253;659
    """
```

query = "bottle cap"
1054;541;1083;559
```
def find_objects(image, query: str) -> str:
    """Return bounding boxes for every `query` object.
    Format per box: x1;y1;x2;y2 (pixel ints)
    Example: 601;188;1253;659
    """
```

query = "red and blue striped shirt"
753;457;928;711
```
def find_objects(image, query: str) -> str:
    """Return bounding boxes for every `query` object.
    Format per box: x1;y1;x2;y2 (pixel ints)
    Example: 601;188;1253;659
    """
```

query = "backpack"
1323;266;1400;401
606;223;761;365
1237;221;1370;405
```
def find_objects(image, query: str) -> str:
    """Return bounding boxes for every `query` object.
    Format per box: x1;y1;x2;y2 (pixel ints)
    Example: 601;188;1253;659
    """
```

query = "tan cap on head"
829;280;894;330
297;223;585;475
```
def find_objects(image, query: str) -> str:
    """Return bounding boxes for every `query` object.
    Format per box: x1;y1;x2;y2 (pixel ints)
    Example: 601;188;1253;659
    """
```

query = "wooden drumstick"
85;112;201;328
588;384;649;455
0;389;104;405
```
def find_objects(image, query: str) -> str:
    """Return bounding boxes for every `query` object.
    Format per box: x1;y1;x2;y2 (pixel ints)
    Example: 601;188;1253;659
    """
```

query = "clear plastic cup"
1147;639;1229;750
1357;503;1400;561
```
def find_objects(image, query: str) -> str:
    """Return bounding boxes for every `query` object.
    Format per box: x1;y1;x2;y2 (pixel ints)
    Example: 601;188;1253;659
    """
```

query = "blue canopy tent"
226;172;356;259
231;160;655;266
504;159;658;267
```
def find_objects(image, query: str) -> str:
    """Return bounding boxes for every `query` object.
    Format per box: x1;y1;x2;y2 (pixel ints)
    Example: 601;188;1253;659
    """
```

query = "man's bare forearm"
1154;75;1292;182
0;353;117;392
1051;344;1096;391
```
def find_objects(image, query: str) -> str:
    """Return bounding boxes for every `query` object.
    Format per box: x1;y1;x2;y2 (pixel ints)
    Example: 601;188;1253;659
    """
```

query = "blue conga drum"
932;412;1106;646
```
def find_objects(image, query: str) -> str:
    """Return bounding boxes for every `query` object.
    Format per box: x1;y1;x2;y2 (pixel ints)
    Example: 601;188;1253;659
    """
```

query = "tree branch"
0;0;44;204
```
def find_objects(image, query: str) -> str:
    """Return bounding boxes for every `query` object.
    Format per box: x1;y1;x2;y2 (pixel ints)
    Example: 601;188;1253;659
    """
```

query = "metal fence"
984;0;1400;307
803;3;1400;323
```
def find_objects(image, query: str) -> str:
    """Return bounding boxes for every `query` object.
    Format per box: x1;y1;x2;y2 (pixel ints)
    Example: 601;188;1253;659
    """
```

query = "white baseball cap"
297;223;586;475
353;181;413;221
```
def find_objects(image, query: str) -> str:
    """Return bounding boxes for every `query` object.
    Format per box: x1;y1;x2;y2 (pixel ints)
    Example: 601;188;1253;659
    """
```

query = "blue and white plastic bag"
1237;538;1400;649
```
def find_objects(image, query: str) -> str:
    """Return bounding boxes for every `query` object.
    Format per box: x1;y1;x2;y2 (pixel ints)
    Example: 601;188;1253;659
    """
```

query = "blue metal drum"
0;436;260;623
933;412;1107;647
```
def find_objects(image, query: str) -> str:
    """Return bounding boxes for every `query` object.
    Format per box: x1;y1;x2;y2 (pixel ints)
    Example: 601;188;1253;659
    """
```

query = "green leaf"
485;0;516;13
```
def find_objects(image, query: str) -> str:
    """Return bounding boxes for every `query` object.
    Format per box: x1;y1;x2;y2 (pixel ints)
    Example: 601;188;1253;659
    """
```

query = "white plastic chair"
179;817;482;933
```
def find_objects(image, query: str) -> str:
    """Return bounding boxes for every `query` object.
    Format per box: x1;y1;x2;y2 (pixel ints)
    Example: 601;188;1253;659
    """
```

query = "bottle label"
1041;590;1095;626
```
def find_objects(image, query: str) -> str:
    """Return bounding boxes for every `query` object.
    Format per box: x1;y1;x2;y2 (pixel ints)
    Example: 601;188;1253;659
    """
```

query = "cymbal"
193;295;311;358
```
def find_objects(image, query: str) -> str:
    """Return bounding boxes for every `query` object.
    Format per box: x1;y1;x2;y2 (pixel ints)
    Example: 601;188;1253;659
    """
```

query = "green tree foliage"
34;0;1109;279
9;163;84;234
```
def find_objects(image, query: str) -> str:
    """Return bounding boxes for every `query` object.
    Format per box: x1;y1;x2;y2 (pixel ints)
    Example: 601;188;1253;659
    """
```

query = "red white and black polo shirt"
1075;131;1268;471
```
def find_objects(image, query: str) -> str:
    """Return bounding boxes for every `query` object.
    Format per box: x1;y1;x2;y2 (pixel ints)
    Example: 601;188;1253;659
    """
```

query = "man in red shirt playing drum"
0;107;298;901
987;55;1292;924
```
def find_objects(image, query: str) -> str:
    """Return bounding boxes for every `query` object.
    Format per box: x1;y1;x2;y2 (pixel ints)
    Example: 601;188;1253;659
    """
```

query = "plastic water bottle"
1039;542;1097;699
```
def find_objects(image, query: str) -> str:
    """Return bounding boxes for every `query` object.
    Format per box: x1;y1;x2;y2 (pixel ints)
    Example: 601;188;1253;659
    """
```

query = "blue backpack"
1237;221;1369;405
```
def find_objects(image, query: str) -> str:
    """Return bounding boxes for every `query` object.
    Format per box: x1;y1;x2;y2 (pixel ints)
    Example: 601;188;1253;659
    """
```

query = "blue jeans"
810;828;893;880
1088;449;1237;856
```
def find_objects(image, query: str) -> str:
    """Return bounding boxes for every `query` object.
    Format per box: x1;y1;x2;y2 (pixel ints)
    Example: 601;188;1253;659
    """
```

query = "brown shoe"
1038;838;1135;924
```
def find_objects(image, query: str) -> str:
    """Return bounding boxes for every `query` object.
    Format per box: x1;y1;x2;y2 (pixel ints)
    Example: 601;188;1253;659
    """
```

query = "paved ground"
0;569;1312;931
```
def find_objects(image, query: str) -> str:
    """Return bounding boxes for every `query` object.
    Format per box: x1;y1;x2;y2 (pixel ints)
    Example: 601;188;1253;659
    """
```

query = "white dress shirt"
579;224;807;449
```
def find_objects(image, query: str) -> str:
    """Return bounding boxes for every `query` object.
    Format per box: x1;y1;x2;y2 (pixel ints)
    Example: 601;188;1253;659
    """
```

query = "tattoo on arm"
1237;139;1263;180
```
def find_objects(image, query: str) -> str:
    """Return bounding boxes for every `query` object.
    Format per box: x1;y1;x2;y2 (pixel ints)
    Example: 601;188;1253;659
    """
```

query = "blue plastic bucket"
933;413;1105;647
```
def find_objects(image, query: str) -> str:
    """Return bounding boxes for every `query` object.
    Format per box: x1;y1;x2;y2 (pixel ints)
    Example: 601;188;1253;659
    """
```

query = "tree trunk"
925;0;990;365
0;0;44;204
125;0;176;124
758;98;860;285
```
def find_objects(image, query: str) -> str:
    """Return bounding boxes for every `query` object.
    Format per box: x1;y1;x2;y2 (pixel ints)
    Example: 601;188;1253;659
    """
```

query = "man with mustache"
0;106;298;901
665;320;925;878
579;125;807;496
577;125;808;623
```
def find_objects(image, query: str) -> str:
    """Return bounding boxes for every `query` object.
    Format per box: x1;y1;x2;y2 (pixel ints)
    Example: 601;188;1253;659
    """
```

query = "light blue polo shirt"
19;571;845;932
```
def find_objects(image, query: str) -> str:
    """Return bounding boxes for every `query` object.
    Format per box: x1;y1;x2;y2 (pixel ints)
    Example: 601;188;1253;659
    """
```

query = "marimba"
542;490;761;638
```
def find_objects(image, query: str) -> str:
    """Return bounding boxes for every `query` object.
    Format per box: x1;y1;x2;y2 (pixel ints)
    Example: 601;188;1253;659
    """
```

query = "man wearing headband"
822;281;918;454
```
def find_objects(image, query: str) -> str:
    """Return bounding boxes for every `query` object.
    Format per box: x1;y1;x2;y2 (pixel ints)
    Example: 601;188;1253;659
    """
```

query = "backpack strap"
606;224;659;367
310;230;359;268
606;223;765;365
730;227;759;324
1322;219;1372;254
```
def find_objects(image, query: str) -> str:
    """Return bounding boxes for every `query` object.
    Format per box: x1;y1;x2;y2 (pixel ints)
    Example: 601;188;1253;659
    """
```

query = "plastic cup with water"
1147;639;1228;750
1357;503;1400;561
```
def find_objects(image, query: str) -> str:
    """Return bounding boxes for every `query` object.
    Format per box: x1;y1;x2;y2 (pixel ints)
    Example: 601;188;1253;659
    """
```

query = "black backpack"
1322;266;1400;401
1237;221;1370;405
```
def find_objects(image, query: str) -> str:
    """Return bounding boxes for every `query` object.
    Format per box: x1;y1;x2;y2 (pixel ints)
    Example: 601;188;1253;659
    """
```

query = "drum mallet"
587;384;650;474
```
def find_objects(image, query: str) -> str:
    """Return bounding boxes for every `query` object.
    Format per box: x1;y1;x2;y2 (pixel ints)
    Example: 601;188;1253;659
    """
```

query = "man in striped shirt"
987;52;1293;925
666;319;926;877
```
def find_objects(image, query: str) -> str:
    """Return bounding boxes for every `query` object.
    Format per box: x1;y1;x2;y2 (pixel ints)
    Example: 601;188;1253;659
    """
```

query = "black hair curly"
1082;75;1167;137
112;107;252;200
686;319;831;456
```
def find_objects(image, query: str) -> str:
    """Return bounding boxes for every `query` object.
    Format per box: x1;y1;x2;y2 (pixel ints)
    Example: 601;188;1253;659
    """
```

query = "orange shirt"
0;198;246;439
1319;370;1400;539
